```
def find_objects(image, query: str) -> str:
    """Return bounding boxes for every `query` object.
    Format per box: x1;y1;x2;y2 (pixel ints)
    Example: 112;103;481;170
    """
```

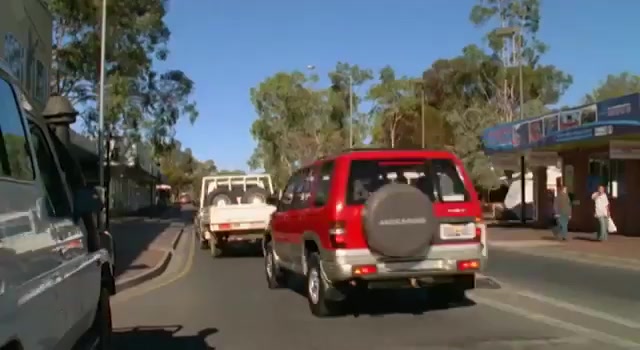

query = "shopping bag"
607;217;617;233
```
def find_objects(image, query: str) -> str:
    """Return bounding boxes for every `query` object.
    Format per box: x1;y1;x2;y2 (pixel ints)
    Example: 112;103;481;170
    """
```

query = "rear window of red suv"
345;158;470;205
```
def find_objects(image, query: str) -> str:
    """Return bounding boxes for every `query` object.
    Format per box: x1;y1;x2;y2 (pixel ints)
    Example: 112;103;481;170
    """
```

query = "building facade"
483;93;640;236
3;0;166;215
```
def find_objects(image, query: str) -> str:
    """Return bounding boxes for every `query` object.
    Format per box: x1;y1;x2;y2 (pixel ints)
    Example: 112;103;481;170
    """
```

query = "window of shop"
588;156;624;198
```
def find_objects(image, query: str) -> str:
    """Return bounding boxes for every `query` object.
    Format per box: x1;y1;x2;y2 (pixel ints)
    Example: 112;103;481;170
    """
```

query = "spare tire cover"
363;183;439;258
241;187;269;204
206;189;234;207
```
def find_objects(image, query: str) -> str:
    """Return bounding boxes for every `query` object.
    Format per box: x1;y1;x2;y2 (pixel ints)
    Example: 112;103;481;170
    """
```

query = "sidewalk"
488;226;640;269
111;206;190;291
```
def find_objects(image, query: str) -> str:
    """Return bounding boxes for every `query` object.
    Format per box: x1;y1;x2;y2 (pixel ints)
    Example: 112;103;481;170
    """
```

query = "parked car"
0;63;115;349
263;148;486;317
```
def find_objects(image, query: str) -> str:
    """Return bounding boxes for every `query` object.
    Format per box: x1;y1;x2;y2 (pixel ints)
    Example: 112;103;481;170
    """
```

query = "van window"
0;78;33;180
28;122;72;218
291;168;312;210
278;173;300;212
313;161;334;207
346;158;469;205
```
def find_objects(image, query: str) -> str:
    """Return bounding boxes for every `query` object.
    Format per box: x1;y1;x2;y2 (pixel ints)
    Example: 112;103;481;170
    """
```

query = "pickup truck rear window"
346;158;469;205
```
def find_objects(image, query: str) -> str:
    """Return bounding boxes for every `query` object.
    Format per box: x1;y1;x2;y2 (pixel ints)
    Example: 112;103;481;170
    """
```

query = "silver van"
0;63;115;349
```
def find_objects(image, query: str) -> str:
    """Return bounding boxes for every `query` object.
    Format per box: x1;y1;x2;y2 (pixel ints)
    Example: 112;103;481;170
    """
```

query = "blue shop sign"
483;123;514;150
597;93;640;122
483;93;640;153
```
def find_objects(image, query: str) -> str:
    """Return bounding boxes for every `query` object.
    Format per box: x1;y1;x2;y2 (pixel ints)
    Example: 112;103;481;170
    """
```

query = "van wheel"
264;241;286;289
306;253;342;317
209;239;223;258
199;233;209;250
94;287;112;350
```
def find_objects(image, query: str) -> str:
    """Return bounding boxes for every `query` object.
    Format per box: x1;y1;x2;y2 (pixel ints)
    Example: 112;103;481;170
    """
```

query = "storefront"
483;93;640;236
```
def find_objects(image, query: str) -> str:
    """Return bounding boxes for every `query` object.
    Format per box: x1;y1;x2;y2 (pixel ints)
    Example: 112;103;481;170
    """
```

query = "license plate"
385;260;443;271
410;260;443;270
440;223;475;239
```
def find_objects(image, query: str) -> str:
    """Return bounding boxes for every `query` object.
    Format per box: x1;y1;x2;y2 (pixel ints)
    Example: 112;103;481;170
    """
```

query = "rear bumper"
320;244;484;283
204;229;264;242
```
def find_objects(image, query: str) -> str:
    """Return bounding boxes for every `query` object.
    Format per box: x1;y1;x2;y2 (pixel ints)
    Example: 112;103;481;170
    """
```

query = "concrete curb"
490;244;640;272
114;224;187;293
115;250;173;292
171;225;186;250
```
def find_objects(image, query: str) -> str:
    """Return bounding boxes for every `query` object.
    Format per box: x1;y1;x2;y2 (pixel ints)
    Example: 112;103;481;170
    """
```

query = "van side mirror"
266;194;279;206
73;186;103;218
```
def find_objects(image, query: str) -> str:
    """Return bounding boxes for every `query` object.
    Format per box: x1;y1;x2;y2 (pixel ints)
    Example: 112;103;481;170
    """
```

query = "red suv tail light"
329;221;347;248
474;216;483;242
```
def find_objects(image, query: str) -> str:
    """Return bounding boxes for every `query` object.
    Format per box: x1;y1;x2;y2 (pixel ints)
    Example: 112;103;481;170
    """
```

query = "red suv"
263;149;486;317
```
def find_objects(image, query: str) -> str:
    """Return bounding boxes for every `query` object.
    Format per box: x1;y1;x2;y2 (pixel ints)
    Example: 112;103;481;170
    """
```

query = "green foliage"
584;72;640;103
158;142;216;199
367;66;421;148
444;105;501;189
248;63;372;187
47;0;198;149
248;0;579;191
470;0;546;66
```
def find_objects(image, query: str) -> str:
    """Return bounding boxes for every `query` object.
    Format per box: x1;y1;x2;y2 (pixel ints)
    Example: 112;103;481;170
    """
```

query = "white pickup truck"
195;174;276;257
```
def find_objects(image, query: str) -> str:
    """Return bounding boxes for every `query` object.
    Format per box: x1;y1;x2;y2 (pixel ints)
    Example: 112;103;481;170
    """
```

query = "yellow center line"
112;229;196;304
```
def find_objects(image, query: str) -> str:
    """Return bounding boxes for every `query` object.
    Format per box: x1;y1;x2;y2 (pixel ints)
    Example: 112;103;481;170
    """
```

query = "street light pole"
421;85;425;149
495;25;526;224
348;74;353;148
306;64;354;148
97;0;108;231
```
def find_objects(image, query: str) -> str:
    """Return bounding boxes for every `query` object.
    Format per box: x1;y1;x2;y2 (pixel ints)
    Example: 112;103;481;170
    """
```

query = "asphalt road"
484;248;640;326
110;229;640;350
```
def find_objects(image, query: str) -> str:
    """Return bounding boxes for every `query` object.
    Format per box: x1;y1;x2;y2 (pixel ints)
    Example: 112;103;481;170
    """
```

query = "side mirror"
266;195;279;206
73;186;103;218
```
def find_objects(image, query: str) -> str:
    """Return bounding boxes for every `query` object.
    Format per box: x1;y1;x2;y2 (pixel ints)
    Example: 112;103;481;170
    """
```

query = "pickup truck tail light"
329;221;347;248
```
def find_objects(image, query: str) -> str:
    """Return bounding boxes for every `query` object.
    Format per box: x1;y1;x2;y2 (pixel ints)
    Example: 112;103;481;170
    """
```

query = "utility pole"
495;25;526;224
421;85;425;149
97;0;108;231
348;74;353;148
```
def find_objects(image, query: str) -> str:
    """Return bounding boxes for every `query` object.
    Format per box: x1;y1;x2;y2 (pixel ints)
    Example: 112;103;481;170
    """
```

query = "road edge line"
478;273;640;330
472;294;640;349
488;244;640;272
112;227;196;303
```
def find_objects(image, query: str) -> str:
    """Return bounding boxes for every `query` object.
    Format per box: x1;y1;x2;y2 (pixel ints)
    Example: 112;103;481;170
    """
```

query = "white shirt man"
591;185;610;241
592;190;609;218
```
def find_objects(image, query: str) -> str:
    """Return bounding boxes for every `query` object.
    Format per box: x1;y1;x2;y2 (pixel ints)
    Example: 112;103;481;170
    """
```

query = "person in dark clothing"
553;185;572;241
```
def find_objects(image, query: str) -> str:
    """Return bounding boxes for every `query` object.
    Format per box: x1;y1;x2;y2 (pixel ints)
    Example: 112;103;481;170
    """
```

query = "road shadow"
573;235;601;242
112;206;188;278
215;242;263;258
284;274;477;317
112;325;218;350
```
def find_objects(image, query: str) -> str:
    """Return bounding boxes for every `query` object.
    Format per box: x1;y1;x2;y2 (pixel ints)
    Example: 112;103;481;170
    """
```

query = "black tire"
205;189;235;207
199;238;209;250
94;287;113;350
264;241;286;289
209;236;223;258
241;187;270;204
306;253;342;317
